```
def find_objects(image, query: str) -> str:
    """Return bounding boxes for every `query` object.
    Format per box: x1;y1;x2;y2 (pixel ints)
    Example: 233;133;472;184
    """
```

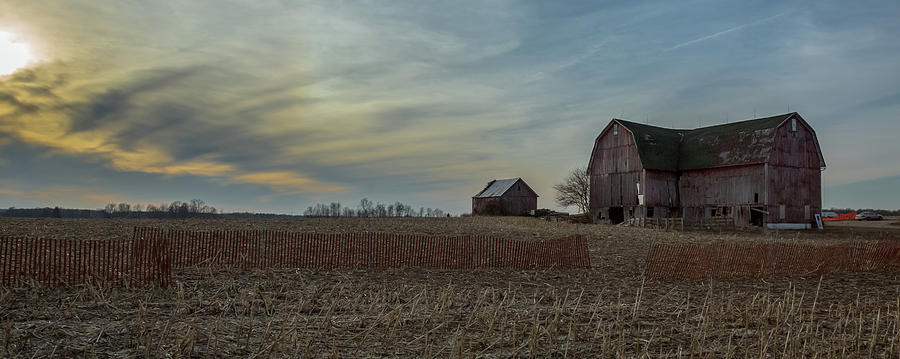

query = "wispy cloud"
666;12;789;51
0;185;121;206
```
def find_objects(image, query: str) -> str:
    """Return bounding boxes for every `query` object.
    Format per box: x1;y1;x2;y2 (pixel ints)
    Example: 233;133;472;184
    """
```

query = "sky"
1;0;899;214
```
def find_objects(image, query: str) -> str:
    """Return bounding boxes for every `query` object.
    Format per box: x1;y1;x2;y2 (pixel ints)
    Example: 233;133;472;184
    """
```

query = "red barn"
472;178;538;216
588;112;825;229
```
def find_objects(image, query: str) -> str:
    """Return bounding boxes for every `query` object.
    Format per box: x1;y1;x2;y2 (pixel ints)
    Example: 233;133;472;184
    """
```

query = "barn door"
609;207;624;224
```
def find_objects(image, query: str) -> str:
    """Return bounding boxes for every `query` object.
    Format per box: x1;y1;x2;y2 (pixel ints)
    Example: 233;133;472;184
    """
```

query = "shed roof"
612;113;821;171
473;178;537;198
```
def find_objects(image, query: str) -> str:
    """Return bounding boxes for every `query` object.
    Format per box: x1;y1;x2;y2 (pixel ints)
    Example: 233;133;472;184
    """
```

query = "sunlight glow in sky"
0;31;33;76
1;1;899;213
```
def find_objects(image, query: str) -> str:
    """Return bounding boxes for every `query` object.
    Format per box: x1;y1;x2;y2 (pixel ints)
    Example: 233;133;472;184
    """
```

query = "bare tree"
330;202;341;217
104;203;116;216
116;202;131;214
358;198;373;217
553;166;590;214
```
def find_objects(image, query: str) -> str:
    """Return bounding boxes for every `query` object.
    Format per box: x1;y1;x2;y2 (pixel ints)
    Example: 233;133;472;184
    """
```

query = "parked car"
822;211;838;218
856;211;883;221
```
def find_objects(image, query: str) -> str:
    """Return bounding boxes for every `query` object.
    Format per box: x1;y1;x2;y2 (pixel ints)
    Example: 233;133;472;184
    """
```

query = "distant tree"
116;202;131;214
104;203;116;217
330;202;341;217
358;198;373;217
300;199;446;218
188;199;204;214
553;166;590;215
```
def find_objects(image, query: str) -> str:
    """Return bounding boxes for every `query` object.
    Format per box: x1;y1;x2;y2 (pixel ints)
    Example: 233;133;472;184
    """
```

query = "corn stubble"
1;217;900;357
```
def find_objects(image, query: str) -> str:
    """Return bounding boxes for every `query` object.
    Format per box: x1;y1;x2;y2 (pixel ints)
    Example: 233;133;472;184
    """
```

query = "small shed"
472;178;538;216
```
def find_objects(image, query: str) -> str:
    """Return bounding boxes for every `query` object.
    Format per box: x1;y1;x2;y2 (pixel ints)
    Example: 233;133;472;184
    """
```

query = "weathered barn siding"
499;196;538;216
679;164;766;227
642;170;679;218
499;180;539;215
766;118;823;224
588;123;643;223
472;197;502;215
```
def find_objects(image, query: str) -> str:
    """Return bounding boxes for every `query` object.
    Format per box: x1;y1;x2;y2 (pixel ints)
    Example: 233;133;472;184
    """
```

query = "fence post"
468;233;475;269
260;229;266;269
642;233;655;279
714;240;721;281
771;230;777;277
366;219;372;269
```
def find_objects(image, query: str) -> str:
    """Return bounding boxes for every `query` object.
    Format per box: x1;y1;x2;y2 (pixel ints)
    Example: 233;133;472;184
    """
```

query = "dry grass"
2;217;900;357
4;269;900;357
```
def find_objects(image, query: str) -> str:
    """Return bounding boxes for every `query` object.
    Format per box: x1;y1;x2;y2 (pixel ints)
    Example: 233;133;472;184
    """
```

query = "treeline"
2;207;106;218
3;199;218;219
1;198;449;219
102;199;217;218
825;208;900;216
303;198;447;218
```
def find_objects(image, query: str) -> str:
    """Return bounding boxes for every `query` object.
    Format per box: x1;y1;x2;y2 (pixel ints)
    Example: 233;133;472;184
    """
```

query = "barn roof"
613;113;816;171
473;178;537;198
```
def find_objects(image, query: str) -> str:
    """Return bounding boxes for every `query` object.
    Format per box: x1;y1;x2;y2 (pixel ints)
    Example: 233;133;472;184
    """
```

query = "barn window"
647;206;654;218
791;118;797;132
779;205;786;219
754;193;759;203
613;124;619;136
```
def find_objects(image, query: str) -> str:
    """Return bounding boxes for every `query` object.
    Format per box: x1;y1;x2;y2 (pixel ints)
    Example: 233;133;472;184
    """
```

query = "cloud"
0;62;346;195
666;12;789;51
0;188;25;197
1;0;900;214
230;171;347;194
0;185;121;206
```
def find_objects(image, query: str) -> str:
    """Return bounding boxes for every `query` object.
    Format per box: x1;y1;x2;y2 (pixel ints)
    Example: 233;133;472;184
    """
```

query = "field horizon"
2;217;900;357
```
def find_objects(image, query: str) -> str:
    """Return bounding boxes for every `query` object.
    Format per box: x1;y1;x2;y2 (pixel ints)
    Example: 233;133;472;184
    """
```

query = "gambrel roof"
601;112;825;172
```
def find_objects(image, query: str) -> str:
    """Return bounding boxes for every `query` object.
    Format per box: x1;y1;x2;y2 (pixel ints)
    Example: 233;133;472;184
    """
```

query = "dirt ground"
2;217;900;357
826;216;900;230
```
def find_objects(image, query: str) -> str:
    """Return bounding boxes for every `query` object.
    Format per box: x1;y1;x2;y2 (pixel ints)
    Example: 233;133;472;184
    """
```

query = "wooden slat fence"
0;227;171;288
646;241;900;279
0;228;590;288
148;228;591;270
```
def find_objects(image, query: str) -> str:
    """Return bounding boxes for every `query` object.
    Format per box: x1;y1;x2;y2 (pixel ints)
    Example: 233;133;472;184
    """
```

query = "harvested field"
2;217;900;357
